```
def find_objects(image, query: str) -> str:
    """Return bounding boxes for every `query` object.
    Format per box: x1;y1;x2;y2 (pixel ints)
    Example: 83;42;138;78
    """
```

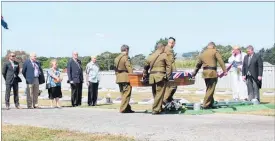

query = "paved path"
2;105;275;141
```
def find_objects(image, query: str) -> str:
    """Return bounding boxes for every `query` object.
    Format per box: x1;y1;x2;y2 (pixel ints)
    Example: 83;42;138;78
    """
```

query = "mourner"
85;56;100;106
47;59;63;108
242;45;263;102
67;51;84;107
163;37;178;107
2;52;22;110
22;52;45;109
192;42;227;109
143;42;172;114
114;45;135;113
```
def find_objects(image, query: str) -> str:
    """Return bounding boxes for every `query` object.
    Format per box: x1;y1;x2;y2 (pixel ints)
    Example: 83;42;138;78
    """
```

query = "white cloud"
95;33;105;38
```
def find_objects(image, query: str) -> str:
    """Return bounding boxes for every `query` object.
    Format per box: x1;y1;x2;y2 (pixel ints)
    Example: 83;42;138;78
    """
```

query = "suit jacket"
22;59;45;84
242;53;263;88
2;60;21;84
67;58;83;83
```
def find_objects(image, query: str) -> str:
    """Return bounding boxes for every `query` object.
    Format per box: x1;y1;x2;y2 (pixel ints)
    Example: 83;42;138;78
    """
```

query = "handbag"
46;71;51;89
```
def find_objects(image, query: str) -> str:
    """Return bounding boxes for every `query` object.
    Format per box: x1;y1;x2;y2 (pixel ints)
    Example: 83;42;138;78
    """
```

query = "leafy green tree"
130;54;146;69
153;37;177;59
37;56;48;68
260;43;275;65
96;52;120;70
58;58;69;69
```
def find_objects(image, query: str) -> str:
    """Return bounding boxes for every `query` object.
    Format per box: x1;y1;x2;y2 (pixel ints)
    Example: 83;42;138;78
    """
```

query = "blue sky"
1;2;274;57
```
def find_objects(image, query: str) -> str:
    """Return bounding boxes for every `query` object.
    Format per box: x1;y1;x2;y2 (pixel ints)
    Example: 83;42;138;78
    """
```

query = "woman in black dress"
47;59;63;108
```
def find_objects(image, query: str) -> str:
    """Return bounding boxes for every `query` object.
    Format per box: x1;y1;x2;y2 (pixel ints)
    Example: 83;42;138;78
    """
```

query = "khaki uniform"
143;50;172;113
193;48;226;108
163;45;177;103
114;53;133;112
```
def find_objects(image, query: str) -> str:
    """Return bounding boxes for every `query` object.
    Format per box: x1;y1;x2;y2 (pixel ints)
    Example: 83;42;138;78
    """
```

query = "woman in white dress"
228;46;248;101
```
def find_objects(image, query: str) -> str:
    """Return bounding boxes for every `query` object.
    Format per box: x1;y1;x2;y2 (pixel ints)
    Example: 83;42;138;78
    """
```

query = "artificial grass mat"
181;104;275;115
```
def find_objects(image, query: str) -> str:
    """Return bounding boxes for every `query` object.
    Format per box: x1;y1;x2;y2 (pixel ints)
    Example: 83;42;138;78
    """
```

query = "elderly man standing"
67;51;84;107
242;45;263;102
228;46;248;101
85;56;100;106
2;52;22;110
22;52;45;109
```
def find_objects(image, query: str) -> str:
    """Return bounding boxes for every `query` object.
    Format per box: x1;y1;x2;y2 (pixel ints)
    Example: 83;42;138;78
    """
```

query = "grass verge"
1;124;135;141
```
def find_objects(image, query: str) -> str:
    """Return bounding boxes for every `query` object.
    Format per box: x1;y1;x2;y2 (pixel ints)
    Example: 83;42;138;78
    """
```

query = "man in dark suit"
242;45;263;102
22;52;45;109
2;52;22;110
67;51;84;107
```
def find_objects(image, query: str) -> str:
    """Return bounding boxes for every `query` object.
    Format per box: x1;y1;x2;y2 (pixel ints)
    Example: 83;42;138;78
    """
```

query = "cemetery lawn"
4;90;275;116
2;124;135;141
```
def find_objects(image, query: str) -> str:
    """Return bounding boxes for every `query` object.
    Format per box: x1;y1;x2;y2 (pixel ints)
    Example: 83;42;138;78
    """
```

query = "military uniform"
163;45;177;103
193;48;226;108
143;50;172;114
114;53;134;113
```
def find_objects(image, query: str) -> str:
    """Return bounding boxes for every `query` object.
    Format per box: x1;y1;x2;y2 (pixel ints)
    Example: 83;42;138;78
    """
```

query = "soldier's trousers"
203;78;217;108
118;83;132;112
152;80;167;113
163;85;177;103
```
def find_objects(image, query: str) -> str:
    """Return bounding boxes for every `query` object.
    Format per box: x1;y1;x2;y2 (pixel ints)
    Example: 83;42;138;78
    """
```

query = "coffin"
129;71;195;87
128;73;148;87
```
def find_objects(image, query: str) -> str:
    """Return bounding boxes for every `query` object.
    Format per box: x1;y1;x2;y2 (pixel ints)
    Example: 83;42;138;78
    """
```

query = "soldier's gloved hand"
191;72;196;78
168;75;174;81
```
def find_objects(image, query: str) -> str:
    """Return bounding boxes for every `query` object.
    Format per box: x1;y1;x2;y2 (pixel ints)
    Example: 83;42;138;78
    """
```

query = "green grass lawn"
3;90;275;116
1;124;135;141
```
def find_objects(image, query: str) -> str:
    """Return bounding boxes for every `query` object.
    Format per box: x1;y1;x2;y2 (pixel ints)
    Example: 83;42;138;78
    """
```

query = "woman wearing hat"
228;46;248;101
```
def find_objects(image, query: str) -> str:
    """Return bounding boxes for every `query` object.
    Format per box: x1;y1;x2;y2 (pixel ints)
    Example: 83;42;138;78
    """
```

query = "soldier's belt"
150;71;166;74
116;70;128;73
203;67;217;70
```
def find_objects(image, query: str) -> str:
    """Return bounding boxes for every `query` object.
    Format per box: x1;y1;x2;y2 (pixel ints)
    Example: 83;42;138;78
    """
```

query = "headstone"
263;91;275;96
193;103;201;111
195;89;205;95
138;98;154;104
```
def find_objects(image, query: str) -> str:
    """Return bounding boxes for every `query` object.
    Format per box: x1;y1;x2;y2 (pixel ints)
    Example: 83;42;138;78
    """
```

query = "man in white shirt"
228;46;248;101
85;56;100;106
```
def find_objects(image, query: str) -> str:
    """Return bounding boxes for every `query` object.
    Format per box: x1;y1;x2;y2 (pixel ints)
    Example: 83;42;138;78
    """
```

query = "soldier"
114;45;135;113
143;43;172;115
163;37;177;106
192;42;228;109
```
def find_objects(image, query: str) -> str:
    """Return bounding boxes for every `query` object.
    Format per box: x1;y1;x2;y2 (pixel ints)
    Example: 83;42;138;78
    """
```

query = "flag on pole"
1;16;9;29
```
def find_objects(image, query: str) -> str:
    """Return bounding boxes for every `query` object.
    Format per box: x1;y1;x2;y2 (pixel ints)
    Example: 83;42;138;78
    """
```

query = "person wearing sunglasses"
2;53;22;110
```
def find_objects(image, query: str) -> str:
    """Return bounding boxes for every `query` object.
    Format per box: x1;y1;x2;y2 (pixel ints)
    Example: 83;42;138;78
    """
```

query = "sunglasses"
11;55;16;57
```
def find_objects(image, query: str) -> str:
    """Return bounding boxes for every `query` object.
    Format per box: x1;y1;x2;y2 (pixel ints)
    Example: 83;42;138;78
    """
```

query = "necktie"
248;55;251;65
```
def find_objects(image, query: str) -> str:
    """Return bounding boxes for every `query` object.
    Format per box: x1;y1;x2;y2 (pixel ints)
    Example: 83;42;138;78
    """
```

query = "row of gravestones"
17;92;257;108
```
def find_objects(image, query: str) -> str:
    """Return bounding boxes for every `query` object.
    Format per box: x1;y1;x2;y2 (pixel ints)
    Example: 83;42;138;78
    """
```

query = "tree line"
2;39;274;70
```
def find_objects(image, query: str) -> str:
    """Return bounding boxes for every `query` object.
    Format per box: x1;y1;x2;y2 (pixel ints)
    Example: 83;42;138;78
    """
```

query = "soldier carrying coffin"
143;42;172;115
